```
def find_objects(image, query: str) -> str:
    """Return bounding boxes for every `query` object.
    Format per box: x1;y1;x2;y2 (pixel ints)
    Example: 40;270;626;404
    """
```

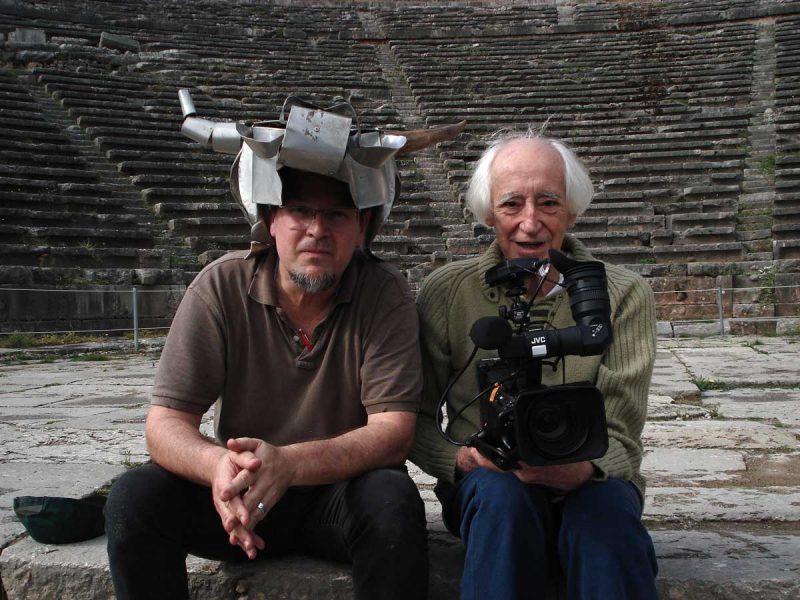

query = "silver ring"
256;502;266;516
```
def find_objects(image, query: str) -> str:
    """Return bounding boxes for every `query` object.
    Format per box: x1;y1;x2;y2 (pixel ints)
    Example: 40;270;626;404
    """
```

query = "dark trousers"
440;469;658;600
105;462;428;600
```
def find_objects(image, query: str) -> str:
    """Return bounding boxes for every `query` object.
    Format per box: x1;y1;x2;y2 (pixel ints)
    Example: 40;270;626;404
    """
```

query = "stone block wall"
0;0;799;332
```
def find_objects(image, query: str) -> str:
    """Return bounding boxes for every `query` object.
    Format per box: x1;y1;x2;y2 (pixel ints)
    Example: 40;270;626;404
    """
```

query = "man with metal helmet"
105;92;463;600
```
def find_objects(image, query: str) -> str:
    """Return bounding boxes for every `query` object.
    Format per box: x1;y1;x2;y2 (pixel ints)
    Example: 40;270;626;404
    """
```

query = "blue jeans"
441;469;658;600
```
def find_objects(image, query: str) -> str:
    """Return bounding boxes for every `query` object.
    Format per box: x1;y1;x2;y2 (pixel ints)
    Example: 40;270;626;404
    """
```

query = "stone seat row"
395;45;752;65
413;96;751;120
0;207;143;229
0;244;174;270
392;39;755;66
426;110;750;133
378;0;784;29
0;185;145;211
404;68;753;91
0;223;156;247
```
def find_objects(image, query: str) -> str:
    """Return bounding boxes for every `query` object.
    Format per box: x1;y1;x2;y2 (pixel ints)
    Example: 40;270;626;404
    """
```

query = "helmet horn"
392;121;466;155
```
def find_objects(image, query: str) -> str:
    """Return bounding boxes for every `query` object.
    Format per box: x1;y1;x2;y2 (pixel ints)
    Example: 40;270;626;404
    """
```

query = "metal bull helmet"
178;89;465;248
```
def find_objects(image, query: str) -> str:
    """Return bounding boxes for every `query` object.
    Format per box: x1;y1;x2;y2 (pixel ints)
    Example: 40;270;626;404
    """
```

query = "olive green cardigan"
409;236;656;498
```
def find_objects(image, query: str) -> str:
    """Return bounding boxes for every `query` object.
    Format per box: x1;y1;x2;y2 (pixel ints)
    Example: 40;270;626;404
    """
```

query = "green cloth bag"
13;494;106;544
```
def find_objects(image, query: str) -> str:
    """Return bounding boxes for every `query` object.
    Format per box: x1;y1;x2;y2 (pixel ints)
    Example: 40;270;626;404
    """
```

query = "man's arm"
408;270;463;483
145;405;265;557
146;405;224;486
224;411;416;516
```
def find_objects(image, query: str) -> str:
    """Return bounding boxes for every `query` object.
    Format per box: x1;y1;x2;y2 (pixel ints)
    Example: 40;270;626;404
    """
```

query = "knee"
347;468;427;544
105;463;184;538
560;479;651;554
460;469;544;521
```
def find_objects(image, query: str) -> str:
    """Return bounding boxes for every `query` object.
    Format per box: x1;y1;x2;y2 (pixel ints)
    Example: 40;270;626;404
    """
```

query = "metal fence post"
132;286;139;350
717;285;725;336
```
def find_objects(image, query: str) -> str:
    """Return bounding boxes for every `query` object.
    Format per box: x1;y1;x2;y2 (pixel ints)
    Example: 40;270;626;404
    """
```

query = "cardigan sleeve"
409;268;461;483
591;272;656;489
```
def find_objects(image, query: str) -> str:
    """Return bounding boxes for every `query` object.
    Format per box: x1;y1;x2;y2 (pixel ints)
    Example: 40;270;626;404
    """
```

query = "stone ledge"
2;529;799;600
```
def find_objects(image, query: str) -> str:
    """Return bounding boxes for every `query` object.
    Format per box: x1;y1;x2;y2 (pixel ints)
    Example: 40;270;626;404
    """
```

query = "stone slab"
645;487;800;522
1;424;149;465
647;394;711;420
0;406;147;429
643;420;798;450
671;345;800;385
654;530;800;595
642;448;746;484
0;462;123;547
649;350;700;401
2;339;800;598
701;388;800;427
2;530;798;600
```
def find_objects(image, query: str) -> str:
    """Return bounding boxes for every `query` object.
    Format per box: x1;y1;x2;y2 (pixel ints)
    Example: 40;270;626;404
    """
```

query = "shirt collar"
479;234;590;301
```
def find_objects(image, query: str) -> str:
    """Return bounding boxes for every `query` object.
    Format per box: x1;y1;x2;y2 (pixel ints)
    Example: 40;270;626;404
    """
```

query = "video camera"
439;248;614;470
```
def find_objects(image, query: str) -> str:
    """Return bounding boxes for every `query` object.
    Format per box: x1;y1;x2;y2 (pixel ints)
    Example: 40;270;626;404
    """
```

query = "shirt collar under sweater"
476;234;595;302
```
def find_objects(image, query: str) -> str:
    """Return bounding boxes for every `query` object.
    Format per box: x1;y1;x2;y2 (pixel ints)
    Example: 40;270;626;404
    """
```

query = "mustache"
297;241;333;252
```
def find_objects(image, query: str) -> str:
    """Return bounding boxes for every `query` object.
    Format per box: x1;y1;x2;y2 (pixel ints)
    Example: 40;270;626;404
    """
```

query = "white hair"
464;131;594;225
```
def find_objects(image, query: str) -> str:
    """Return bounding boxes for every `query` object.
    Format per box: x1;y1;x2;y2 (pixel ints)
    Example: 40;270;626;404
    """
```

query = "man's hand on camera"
514;460;594;491
456;447;594;492
455;446;505;476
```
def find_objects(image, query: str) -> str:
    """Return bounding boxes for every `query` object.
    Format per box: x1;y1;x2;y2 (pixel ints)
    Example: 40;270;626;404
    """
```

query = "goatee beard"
289;270;337;293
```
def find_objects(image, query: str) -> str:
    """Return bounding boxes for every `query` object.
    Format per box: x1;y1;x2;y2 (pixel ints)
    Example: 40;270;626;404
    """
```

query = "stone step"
653;242;747;263
0;224;156;247
0;265;186;286
0;244;170;269
167;217;249;237
0;207;144;228
2;528;798;600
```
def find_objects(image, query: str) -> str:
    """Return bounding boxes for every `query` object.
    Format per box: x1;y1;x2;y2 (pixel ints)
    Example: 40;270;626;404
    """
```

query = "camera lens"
525;402;588;459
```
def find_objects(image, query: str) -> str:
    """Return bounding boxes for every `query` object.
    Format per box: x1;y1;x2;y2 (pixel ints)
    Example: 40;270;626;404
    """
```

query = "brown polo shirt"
152;249;422;446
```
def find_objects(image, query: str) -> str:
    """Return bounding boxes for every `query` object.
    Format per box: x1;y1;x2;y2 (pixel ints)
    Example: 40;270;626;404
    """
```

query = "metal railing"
0;286;182;350
0;283;798;345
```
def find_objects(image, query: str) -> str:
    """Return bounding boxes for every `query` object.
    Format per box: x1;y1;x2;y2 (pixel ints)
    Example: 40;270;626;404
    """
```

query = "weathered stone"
645;487;800;522
9;28;46;45
647;394;710;420
98;33;140;51
701;388;800;427
671;344;800;385
643;420;798;450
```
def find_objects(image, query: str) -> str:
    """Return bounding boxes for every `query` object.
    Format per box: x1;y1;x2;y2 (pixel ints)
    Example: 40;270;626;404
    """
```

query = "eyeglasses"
277;204;358;231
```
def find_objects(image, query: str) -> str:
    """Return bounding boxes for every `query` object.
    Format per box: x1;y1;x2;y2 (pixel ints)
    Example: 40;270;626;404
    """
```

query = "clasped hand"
455;446;594;492
211;437;297;559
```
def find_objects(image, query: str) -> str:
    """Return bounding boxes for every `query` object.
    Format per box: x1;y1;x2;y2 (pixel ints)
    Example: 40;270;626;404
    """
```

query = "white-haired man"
411;134;659;599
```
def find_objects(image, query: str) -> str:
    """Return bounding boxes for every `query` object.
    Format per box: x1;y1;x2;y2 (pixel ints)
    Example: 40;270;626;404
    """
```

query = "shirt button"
292;335;300;343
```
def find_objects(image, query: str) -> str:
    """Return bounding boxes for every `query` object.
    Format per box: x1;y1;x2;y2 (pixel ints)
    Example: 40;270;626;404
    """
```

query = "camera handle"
469;432;521;471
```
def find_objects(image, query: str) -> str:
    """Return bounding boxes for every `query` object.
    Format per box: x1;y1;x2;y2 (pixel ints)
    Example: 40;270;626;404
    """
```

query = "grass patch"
69;353;112;362
121;451;146;470
0;332;104;348
757;154;776;178
744;340;769;355
692;377;726;391
692;378;800;392
0;330;165;349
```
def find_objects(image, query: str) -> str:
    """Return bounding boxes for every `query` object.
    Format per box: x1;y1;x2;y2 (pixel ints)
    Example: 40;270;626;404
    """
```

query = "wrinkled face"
269;173;367;293
486;139;575;262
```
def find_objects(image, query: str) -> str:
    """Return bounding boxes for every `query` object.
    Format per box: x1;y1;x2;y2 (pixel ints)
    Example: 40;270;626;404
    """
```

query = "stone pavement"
0;335;799;599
